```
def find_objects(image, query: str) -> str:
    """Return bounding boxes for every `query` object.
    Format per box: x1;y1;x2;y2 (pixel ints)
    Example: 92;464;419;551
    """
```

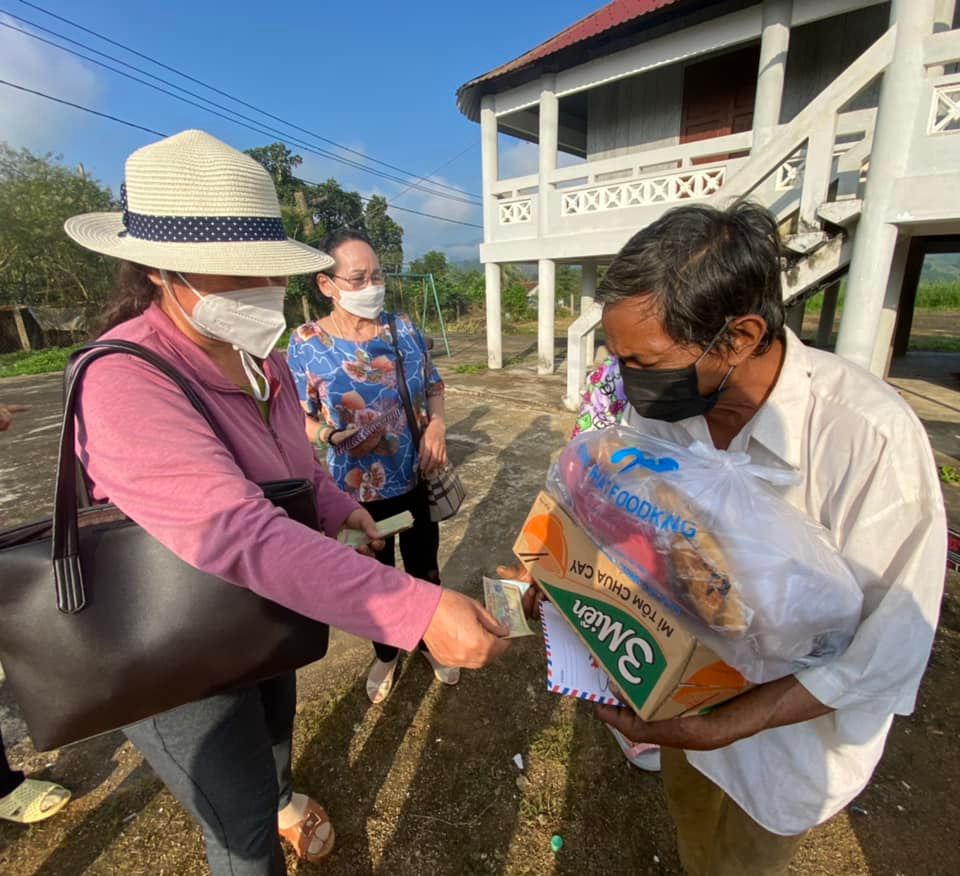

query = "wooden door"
681;44;760;163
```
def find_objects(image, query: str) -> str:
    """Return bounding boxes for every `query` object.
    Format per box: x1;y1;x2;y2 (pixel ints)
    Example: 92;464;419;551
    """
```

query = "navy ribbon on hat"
119;183;286;242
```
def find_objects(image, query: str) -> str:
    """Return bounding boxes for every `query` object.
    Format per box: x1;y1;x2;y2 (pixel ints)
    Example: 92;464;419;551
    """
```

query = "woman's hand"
422;589;511;669
343;428;383;459
0;404;30;432
419;417;447;474
342;507;385;556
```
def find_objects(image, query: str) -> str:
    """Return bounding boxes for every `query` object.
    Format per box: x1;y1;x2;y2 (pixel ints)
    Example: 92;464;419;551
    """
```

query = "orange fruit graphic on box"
519;513;568;576
671;661;748;709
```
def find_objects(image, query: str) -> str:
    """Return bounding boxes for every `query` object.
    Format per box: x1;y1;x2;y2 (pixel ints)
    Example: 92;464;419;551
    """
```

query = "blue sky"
0;0;597;261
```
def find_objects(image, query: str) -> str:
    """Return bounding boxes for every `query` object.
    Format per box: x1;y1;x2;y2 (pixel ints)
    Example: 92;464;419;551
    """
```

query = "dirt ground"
1;334;959;875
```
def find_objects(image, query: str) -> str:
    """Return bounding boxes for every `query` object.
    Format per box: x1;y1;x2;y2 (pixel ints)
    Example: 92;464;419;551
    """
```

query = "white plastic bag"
547;427;863;683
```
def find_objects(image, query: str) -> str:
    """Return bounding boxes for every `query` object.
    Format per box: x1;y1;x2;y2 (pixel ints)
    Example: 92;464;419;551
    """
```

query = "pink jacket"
75;304;441;651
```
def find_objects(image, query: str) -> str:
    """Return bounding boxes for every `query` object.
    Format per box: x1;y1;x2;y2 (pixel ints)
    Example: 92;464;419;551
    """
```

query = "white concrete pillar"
816;280;841;347
538;76;559;240
835;0;937;373
869;234;912;376
480;95;501;370
538;258;557;375
752;0;793;152
485;262;502;370
537;76;559;375
581;261;598;364
480;95;499;238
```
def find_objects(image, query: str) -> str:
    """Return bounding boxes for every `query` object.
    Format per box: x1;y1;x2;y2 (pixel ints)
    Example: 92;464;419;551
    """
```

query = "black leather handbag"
0;340;330;751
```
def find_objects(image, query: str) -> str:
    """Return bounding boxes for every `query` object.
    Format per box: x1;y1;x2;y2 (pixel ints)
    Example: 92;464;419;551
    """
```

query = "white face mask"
336;283;386;320
162;271;287;401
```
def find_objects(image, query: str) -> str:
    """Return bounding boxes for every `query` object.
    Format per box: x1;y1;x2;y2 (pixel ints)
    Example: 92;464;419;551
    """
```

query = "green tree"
444;265;484;323
244;143;302;203
0;144;114;307
304;179;365;235
364;195;403;270
556;265;581;313
501;264;533;323
410;250;449;278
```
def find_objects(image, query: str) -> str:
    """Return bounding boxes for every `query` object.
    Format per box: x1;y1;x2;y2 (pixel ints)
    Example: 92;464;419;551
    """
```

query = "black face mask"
619;330;734;423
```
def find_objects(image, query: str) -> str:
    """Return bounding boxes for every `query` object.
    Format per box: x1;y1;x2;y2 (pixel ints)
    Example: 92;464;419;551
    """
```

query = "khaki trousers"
661;747;807;876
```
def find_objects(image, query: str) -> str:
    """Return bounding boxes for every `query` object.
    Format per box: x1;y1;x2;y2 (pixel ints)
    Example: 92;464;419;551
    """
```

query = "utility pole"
294;190;316;323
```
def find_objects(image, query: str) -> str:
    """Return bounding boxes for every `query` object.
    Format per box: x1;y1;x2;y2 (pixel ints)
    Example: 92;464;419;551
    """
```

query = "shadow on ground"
2;363;960;874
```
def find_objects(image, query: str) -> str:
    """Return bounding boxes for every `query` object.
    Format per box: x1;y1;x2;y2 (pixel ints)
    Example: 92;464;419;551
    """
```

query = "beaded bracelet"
314;426;343;448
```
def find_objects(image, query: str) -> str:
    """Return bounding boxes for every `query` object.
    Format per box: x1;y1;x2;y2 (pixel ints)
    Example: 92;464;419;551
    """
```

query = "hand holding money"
495;563;545;619
482;578;537;639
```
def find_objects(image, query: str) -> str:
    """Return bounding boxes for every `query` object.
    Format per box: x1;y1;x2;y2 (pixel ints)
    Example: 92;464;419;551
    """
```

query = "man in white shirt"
591;202;946;875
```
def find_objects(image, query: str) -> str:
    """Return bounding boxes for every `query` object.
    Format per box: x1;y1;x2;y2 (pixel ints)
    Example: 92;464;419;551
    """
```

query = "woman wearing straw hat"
64;129;509;875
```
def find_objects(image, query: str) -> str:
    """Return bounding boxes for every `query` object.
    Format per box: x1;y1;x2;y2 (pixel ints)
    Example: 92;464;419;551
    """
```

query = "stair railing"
563;28;896;409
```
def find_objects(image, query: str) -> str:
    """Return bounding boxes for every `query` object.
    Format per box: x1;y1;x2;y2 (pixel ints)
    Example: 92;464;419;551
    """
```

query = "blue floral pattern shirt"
287;313;443;502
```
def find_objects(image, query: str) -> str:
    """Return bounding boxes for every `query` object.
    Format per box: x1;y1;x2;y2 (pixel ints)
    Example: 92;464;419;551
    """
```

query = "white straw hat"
64;129;334;276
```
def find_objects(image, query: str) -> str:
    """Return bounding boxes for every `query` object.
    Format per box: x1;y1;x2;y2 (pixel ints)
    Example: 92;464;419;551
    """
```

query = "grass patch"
0;345;80;378
528;721;573;762
916;282;960;310
909;336;960;353
806;281;960;315
453;363;487;375
0;333;296;379
940;465;960;486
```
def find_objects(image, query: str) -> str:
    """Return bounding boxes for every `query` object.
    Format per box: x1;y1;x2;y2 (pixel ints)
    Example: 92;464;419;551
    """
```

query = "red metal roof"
473;0;685;85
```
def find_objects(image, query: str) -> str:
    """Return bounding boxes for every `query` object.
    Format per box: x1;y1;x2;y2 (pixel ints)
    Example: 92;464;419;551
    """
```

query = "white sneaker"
608;726;661;772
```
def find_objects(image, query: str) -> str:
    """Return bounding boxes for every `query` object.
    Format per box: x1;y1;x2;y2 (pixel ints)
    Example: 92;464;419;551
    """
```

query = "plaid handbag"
388;315;465;523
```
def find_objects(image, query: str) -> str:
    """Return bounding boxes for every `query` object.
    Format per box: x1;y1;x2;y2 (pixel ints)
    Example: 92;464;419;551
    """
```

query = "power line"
0;78;483;229
305;184;483;228
0;16;482;208
1;10;480;207
12;0;482;202
0;78;166;136
391;141;479;204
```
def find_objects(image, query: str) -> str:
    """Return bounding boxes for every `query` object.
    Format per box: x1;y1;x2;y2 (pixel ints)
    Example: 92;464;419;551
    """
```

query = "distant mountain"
922;253;960;284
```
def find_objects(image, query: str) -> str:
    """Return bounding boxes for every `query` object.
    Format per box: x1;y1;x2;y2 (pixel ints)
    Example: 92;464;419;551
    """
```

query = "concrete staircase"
564;27;899;410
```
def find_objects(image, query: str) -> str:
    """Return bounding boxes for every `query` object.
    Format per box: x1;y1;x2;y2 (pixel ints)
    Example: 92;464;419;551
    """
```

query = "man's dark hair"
597;201;784;352
318;227;374;276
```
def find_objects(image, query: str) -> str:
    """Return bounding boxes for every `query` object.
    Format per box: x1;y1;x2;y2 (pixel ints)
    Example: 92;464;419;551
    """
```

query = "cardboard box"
514;492;749;721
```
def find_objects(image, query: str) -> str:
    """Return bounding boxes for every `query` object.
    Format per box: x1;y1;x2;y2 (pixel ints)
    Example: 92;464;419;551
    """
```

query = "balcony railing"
487;107;877;247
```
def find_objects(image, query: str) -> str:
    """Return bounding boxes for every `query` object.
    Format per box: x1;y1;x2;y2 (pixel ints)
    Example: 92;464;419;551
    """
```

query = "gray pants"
125;672;296;876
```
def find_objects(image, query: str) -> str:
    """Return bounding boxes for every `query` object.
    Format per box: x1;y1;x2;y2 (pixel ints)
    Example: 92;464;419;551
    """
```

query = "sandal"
0;779;71;824
366;656;400;704
422;651;461;686
278;798;336;862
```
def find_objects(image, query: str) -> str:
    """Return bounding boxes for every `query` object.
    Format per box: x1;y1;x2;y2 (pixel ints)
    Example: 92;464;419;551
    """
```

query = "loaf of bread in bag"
646;480;748;635
563;433;749;635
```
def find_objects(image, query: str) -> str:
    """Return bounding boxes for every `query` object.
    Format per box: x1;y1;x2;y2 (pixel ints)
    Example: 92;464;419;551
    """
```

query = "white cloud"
499;139;539;179
438;241;481;263
386;174;481;263
497;137;584;179
290;150;482;264
0;15;102;150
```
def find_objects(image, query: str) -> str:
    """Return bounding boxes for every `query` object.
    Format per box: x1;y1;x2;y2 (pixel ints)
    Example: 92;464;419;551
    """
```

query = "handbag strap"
54;340;233;614
387;314;422;449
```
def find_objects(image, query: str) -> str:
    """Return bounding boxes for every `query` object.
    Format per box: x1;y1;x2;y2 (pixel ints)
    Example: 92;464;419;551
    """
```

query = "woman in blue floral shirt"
288;229;455;704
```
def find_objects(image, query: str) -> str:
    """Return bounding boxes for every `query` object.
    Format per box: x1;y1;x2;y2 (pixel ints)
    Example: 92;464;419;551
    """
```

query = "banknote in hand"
483;577;536;639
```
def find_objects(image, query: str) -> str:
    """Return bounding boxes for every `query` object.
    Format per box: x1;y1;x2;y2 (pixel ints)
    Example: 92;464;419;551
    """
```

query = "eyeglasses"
329;271;386;290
